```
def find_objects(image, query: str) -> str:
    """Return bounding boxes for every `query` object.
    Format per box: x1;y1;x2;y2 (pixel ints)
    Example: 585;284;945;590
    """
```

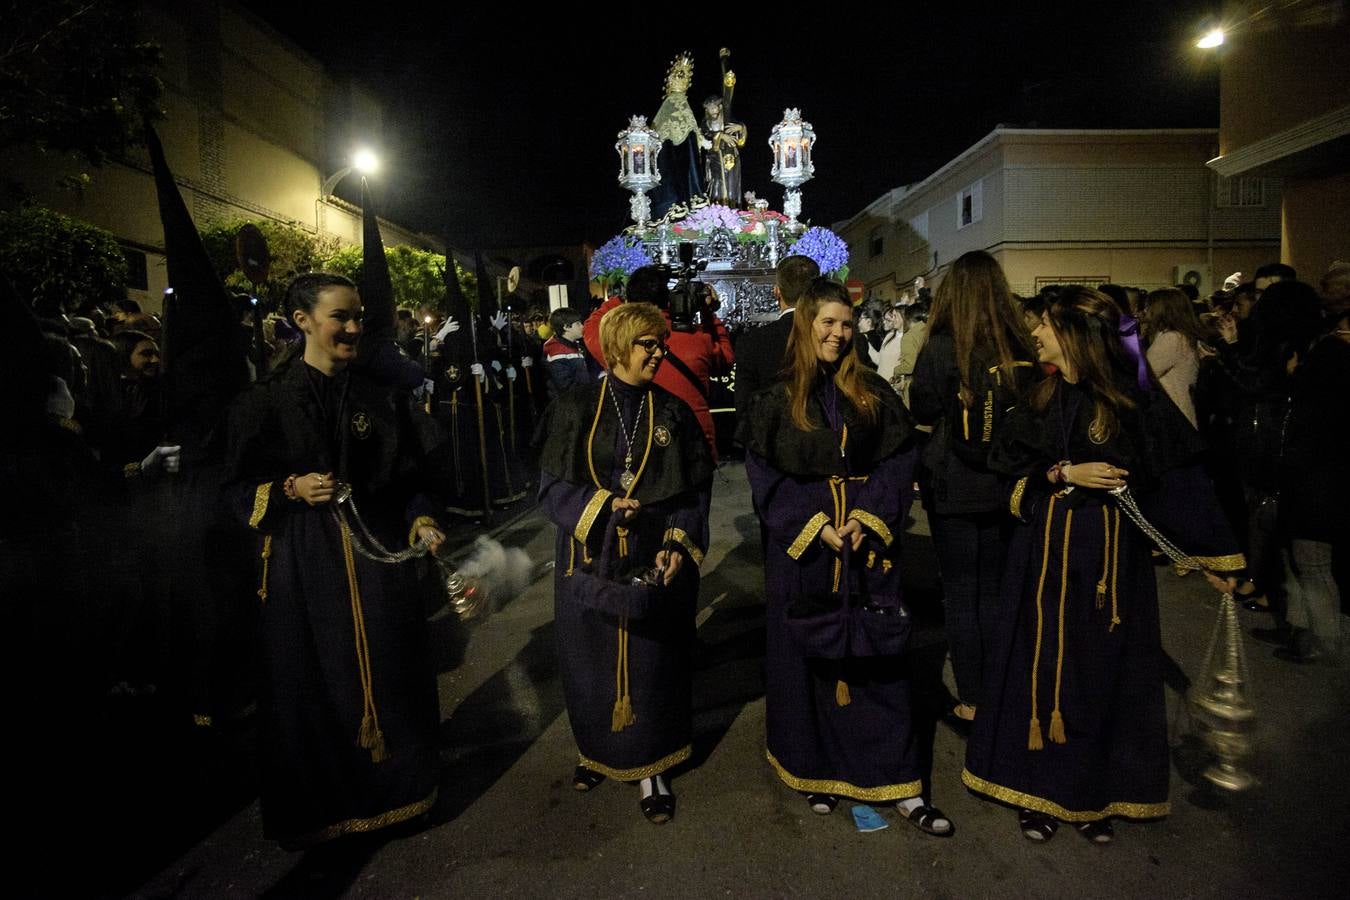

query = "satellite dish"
506;266;522;293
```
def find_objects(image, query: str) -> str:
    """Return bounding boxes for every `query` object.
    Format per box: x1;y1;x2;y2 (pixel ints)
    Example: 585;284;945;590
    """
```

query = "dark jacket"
733;309;794;432
1278;333;1350;542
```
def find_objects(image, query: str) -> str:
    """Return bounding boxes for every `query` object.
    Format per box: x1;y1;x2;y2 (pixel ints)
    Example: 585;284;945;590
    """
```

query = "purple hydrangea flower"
589;235;653;280
680;204;744;234
789;226;850;275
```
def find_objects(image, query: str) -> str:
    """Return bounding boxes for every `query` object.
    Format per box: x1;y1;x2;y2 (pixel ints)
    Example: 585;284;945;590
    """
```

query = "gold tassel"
611;622;636;732
620;694;636;727
1109;508;1122;632
611;697;627;732
257;534;272;602
1048;709;1067;744
835;679;852;707
1027;495;1058;752
1028;716;1044;750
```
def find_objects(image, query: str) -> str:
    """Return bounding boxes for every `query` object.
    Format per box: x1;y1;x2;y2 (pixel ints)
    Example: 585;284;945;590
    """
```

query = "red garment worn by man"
583;265;733;461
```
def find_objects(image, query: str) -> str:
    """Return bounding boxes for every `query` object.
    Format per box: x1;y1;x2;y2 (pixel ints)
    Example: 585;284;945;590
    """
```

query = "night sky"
239;2;1221;250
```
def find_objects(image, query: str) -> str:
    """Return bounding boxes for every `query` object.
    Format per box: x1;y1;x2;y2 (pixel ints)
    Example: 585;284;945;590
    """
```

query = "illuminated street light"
1196;28;1225;48
321;148;381;197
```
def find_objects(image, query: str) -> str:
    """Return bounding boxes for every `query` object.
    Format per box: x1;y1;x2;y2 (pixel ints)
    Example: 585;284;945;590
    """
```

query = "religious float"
592;49;848;329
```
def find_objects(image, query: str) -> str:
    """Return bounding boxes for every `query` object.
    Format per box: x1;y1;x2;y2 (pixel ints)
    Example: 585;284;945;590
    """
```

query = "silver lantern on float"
769;107;815;228
616;115;662;228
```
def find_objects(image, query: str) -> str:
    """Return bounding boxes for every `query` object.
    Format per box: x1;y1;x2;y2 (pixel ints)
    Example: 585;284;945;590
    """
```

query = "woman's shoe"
639;793;675;824
902;804;954;837
1019;809;1058;842
805;793;837;815
1076;819;1114;844
573;764;605;792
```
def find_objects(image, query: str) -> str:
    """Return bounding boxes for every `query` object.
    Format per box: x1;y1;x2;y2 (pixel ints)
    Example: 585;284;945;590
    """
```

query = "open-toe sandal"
1077;820;1114;844
904;804;954;837
573;764;605;792
1019;809;1058;842
805;793;837;815
639;792;674;824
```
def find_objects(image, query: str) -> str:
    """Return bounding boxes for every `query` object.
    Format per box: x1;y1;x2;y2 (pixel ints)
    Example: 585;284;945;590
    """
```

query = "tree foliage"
0;203;126;315
0;1;163;169
325;243;476;311
199;219;339;308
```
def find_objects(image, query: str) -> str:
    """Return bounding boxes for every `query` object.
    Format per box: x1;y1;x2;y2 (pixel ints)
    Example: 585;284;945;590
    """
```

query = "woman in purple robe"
965;286;1244;844
535;302;712;824
743;278;953;836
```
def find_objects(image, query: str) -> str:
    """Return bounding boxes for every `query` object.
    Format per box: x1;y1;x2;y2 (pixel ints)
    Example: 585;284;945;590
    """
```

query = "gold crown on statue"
665;52;694;92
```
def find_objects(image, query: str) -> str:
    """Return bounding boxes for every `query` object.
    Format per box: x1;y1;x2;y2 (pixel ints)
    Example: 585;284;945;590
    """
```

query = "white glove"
520;356;533;368
491;359;503;372
434;316;460;341
506;366;517;381
421;378;436;396
489;311;508;331
1223;272;1243;290
470;363;486;378
140;445;182;474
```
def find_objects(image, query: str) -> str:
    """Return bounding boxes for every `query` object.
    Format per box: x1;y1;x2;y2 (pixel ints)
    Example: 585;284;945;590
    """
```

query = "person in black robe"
964;286;1244;844
225;273;446;849
743;278;952;836
535;302;712;824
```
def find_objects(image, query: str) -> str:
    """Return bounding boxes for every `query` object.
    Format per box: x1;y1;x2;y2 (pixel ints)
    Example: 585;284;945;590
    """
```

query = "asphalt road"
130;461;1348;899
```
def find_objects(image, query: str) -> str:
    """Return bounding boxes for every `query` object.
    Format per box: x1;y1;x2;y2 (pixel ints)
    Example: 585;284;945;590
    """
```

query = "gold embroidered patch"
351;411;372;439
653;425;672;447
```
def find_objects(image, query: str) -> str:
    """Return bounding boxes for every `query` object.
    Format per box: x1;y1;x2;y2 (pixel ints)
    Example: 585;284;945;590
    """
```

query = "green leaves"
0;204;127;315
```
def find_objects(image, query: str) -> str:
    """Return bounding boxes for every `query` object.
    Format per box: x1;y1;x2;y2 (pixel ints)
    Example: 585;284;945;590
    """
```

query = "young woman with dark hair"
910;251;1038;726
225;272;447;848
744;277;952;836
962;286;1242;844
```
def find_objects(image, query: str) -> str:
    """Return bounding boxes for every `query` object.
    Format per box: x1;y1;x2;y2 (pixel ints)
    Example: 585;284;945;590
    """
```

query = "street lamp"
1196;28;1225;49
321;148;380;198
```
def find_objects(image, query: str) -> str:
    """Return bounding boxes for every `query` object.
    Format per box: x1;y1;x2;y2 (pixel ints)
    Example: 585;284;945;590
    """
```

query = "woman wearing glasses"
742;278;953;836
535;302;713;824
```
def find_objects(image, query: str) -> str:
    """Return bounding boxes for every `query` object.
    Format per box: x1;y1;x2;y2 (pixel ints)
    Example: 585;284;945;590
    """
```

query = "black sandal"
1076;819;1114;844
639;792;674;824
903;804;954;837
1019;809;1058;842
805;793;837;815
573;764;605;792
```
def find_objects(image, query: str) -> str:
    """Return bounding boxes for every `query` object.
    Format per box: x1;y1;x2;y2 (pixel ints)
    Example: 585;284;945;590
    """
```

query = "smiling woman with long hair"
962;285;1243;844
743;278;953;836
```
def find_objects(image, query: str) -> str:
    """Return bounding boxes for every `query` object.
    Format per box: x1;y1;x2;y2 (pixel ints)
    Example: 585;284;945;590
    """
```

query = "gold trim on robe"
848;509;893;548
787;512;831;560
767;750;922;802
1188;553;1247;572
575;489;613;543
662;527;705;568
289;788;439;848
1009;476;1029;520
249;482;272;530
961;769;1169;822
578;744;691;781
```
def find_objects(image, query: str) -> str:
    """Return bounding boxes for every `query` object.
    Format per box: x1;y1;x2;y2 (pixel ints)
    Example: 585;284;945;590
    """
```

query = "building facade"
836;128;1282;301
4;0;442;313
1207;1;1350;283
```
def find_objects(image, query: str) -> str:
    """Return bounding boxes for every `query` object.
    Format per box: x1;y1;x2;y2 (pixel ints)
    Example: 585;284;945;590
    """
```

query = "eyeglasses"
633;338;667;355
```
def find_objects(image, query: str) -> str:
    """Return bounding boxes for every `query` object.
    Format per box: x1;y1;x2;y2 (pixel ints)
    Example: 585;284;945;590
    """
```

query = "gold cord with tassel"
1109;507;1122;632
340;519;387;762
835;678;852;707
1028;494;1059;750
257;535;272;602
1095;507;1109;609
1048;509;1074;745
611;619;637;732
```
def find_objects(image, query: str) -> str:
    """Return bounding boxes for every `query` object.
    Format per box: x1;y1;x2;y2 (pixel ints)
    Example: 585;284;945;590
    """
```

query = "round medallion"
350;411;372;439
653;425;672;447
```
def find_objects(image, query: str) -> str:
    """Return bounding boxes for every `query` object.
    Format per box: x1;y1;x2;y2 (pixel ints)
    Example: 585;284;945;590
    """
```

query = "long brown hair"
782;278;877;431
1141;287;1209;349
1031;286;1138;444
928;250;1034;407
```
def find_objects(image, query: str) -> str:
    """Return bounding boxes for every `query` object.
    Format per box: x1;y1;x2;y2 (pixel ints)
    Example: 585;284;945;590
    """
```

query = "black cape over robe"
225;360;443;847
963;378;1243;822
535;378;712;779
